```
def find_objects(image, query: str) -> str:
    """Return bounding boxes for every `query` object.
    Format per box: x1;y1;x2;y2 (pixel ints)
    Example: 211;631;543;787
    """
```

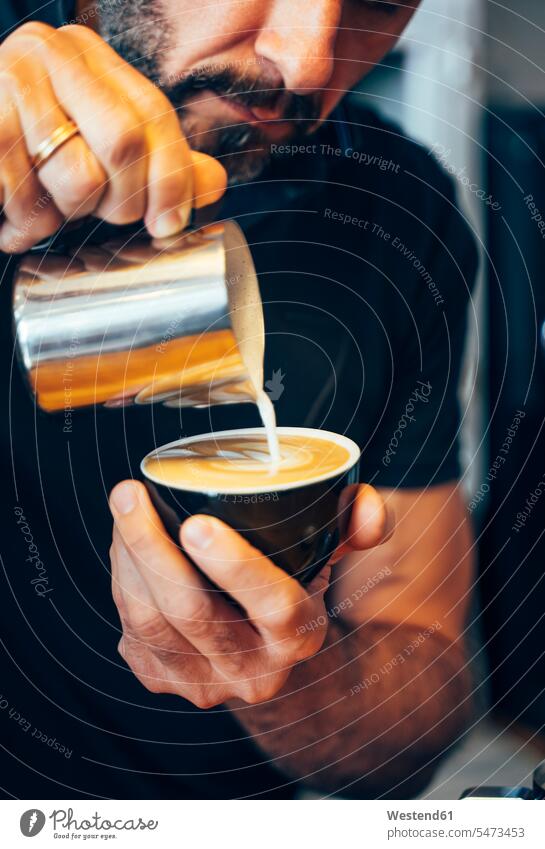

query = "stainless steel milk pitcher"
12;221;265;412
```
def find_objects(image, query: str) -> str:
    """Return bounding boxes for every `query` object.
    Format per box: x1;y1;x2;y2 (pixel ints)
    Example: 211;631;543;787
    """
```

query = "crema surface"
143;429;357;492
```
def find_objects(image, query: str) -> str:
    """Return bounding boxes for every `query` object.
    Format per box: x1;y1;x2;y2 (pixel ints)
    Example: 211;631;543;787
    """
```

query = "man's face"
97;0;420;183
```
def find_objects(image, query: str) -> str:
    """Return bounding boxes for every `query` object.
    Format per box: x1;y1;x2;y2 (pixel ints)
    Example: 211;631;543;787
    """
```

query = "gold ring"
32;121;80;170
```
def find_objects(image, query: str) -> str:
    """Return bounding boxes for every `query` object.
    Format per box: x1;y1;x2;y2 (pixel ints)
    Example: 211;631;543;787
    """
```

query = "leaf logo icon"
264;369;285;401
20;809;46;837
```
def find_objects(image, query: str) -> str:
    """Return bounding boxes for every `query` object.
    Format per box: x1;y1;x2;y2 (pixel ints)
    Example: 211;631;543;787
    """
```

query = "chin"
180;111;272;185
224;144;272;185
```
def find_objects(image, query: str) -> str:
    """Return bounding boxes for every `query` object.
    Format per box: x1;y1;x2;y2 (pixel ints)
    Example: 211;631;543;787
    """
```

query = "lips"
247;104;289;123
225;96;290;126
180;89;297;145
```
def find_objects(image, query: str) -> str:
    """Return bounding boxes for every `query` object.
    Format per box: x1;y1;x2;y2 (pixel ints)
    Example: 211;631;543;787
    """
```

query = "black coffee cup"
141;427;360;584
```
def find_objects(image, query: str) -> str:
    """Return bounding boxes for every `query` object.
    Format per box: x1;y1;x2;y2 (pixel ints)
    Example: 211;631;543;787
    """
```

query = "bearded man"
0;0;477;799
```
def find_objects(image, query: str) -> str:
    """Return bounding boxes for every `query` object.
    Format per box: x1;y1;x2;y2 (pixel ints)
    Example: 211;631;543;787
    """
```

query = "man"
0;0;477;799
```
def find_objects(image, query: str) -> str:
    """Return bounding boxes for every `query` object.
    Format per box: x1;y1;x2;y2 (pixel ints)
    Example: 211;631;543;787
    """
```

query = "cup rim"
141;426;360;494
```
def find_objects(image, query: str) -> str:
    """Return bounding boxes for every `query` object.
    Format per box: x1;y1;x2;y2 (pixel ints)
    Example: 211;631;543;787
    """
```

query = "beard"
96;0;321;184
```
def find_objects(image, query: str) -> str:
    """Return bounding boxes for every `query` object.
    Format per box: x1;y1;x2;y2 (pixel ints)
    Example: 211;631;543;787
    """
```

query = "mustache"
161;68;320;123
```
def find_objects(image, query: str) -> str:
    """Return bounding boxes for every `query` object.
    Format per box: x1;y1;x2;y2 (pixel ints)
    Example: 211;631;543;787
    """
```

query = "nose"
254;0;341;95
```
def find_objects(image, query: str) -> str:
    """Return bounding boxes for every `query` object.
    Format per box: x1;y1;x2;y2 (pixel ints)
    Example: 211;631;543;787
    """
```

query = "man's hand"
108;481;393;708
0;22;227;253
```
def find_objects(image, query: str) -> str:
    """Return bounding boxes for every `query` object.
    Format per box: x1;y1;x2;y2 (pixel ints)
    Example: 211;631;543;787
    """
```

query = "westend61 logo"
20;810;45;837
19;807;159;837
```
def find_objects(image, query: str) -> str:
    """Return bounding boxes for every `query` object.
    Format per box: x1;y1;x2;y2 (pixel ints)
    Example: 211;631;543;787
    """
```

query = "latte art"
142;427;359;494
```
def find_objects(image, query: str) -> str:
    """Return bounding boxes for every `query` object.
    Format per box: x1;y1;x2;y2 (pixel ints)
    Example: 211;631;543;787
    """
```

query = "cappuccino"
142;427;359;493
141;427;360;582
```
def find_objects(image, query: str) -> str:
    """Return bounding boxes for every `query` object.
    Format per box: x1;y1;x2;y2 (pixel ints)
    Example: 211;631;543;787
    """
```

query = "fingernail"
111;482;137;515
152;206;190;238
177;201;192;230
152;212;182;238
359;502;383;536
183;517;214;550
382;506;395;542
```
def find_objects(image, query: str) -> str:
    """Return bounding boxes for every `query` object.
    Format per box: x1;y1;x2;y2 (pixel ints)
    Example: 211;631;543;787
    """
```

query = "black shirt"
0;0;478;799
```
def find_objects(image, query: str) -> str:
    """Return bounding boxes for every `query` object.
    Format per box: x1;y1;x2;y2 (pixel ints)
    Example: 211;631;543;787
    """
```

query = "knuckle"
128;612;171;646
138;673;169;695
54;168;105;215
264;587;304;632
210;631;245;670
239;684;264;705
240;678;279;705
110;579;124;612
121;635;171;695
191;688;218;710
178;616;210;642
136;88;172;122
6;23;59;64
152;645;180;666
58;23;93;40
102;125;146;172
0;70;21;102
111;587;130;624
0;122;18;160
296;627;326;660
10;21;54;44
177;595;215;639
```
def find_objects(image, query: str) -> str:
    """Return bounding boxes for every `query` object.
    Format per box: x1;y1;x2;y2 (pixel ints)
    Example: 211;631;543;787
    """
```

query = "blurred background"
353;0;545;798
